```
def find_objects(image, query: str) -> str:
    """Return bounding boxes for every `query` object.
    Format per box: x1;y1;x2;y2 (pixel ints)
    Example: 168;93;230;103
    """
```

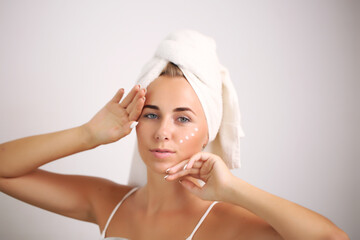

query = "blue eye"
178;116;190;123
144;113;158;119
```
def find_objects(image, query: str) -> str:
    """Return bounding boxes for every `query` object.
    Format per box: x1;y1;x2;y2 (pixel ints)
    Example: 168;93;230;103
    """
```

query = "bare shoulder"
209;202;282;239
89;179;134;230
86;176;133;205
0;169;133;225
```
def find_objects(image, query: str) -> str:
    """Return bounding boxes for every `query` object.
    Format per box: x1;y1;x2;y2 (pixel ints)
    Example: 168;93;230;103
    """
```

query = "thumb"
179;178;203;197
124;121;138;133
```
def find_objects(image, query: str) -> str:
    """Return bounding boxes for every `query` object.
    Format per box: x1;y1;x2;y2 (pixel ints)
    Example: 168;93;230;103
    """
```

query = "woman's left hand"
164;152;236;201
166;153;349;240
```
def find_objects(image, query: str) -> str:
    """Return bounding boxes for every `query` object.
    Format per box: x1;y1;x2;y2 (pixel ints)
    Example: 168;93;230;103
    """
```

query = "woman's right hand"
83;85;146;148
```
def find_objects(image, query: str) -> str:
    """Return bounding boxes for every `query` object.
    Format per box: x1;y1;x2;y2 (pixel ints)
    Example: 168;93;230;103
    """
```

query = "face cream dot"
179;139;183;143
185;136;189;140
195;128;199;132
191;133;195;136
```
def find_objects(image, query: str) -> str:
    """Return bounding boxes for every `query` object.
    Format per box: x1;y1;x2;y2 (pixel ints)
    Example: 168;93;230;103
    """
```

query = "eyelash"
178;117;190;123
144;113;157;119
143;113;191;123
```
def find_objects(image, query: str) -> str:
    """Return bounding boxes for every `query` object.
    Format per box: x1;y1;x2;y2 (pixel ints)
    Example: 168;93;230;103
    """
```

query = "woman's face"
136;75;208;174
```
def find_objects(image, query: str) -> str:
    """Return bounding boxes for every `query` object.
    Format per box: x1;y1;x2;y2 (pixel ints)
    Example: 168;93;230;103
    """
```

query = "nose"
154;118;172;141
155;134;169;141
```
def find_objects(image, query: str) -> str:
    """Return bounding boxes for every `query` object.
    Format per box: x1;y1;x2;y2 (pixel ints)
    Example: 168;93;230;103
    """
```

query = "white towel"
128;29;245;187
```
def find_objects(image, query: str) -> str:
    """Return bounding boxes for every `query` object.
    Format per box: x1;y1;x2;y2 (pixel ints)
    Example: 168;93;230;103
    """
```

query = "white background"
0;0;358;239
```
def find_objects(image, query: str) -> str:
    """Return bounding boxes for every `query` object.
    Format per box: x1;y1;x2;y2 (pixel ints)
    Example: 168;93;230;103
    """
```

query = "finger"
119;85;140;108
165;168;200;181
186;152;211;169
127;88;146;115
166;160;188;174
167;160;203;175
110;88;125;103
128;96;146;121
122;120;138;135
179;178;203;196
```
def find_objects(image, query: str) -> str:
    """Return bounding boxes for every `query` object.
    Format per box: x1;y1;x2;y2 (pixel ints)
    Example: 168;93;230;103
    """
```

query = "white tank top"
99;187;218;240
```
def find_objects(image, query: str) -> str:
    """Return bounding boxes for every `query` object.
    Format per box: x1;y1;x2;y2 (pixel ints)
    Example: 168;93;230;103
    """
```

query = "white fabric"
128;29;245;187
100;187;218;240
186;201;218;239
100;187;139;239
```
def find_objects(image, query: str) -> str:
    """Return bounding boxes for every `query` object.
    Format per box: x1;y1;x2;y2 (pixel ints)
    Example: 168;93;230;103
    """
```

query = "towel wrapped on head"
128;29;245;187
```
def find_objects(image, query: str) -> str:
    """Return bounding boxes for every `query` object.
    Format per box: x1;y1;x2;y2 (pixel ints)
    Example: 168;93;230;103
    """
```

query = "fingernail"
164;175;169;179
130;121;138;129
165;168;171;174
183;163;188;170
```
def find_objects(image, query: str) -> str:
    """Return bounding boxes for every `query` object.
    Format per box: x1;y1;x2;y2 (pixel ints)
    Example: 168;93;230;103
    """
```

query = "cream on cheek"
178;127;199;144
177;127;205;155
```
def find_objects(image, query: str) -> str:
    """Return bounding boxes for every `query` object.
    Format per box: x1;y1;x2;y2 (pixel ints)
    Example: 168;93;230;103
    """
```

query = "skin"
136;76;208;176
0;76;349;239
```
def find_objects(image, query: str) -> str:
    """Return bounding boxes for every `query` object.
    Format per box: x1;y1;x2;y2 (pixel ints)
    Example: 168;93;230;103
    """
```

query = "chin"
152;163;169;174
145;156;179;174
154;158;176;170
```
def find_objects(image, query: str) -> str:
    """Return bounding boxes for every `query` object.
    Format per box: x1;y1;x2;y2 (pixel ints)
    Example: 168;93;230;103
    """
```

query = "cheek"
135;122;150;145
177;127;205;152
135;123;154;162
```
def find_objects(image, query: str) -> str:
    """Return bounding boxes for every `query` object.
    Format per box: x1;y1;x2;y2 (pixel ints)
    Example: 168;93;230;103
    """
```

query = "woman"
0;30;348;240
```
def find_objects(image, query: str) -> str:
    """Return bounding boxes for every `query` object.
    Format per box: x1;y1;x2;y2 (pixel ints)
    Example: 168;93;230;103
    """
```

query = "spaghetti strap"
186;201;218;240
100;187;139;238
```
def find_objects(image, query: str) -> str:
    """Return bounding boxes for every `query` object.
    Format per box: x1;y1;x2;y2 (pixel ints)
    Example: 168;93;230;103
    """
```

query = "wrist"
79;123;100;150
221;175;248;204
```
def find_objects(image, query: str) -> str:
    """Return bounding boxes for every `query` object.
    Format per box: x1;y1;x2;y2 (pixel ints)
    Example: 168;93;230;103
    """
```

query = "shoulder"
86;177;134;227
0;169;134;225
88;177;133;203
209;202;282;239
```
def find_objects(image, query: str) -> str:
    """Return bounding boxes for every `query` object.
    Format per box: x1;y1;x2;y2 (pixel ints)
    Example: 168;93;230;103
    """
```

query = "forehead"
145;76;203;113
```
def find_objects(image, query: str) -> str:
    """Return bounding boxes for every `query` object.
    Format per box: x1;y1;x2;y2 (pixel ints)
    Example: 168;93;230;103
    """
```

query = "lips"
150;148;175;159
150;148;175;153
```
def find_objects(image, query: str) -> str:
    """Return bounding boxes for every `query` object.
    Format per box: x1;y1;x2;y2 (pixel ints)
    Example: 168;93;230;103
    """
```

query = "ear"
202;134;209;149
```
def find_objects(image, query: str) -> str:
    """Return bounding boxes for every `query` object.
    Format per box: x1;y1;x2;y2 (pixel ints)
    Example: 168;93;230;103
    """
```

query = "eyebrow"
143;105;196;116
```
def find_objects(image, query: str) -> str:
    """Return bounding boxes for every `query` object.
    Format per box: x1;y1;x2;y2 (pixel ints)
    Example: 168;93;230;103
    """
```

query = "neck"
137;169;200;215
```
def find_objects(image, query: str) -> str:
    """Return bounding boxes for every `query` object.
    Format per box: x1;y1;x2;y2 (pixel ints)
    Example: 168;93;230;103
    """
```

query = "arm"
165;152;349;240
0;125;92;178
0;86;144;178
0;85;146;222
224;177;349;240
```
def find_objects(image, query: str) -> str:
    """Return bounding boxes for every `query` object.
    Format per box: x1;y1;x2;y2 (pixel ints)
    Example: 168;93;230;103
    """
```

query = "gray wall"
355;0;360;237
0;0;357;239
